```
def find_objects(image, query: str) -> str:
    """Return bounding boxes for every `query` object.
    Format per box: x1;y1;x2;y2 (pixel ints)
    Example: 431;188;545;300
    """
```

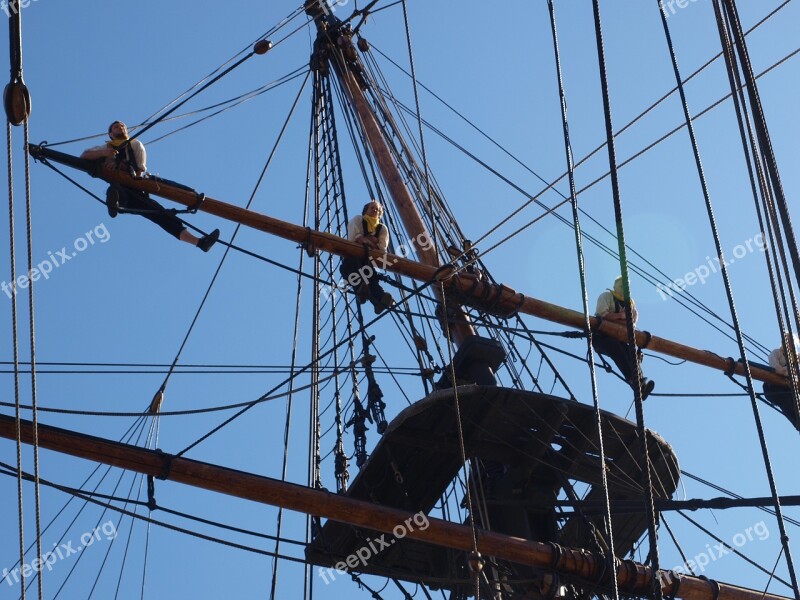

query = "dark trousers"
111;184;185;239
763;383;800;429
592;334;641;385
340;256;385;301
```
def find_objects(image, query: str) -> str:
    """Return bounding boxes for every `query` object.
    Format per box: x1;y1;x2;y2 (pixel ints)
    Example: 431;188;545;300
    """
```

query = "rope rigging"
5;3;42;597
591;2;664;597
659;0;799;594
369;29;800;362
7;2;800;599
547;4;620;600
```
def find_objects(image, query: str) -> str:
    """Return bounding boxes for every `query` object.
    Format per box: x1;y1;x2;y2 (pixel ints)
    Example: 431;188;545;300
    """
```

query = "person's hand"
604;312;628;323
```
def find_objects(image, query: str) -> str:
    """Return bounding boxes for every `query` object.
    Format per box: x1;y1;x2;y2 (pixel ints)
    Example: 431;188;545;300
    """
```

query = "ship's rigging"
3;1;800;599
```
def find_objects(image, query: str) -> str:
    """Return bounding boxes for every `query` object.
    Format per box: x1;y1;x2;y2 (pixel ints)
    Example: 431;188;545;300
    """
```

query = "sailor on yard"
763;334;800;429
592;276;655;400
81;120;219;251
340;200;395;314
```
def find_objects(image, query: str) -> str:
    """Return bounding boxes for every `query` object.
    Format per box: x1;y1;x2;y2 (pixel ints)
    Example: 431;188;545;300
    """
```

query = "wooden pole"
26;146;788;387
328;39;476;344
0;413;790;600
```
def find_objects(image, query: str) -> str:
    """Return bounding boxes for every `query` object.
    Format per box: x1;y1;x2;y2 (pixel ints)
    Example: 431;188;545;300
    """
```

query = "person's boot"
106;187;120;218
355;282;369;304
197;229;220;252
372;292;395;314
639;378;655;400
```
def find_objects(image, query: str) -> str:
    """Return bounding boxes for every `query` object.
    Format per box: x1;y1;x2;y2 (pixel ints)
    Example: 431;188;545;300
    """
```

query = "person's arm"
595;291;613;317
347;217;362;243
80;144;114;160
131;140;147;176
769;347;789;376
375;224;389;252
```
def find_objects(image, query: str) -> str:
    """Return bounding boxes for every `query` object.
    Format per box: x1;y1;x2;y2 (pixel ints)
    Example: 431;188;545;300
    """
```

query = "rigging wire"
0;416;148;589
366;0;789;360
662;0;800;594
675;510;792;589
438;283;481;600
151;71;310;406
269;71;318;600
136;6;305;128
49;421;152;599
0;365;352;418
146;67;310;145
6;74;29;600
715;0;800;427
21;93;45;600
682;469;800;529
546;5;618;600
0;460;310;564
129;9;310;147
372;38;799;360
399;0;437;276
376;81;778;361
591;2;663;596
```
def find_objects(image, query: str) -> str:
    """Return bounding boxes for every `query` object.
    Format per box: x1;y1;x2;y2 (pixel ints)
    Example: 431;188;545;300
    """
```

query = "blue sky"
1;1;799;598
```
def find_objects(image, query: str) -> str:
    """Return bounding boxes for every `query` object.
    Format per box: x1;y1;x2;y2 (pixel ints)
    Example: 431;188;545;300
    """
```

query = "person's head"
612;276;625;301
107;121;128;141
362;200;383;220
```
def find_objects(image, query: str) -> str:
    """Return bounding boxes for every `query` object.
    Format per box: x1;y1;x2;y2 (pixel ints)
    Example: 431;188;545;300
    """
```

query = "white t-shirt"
595;290;638;326
85;138;147;174
768;336;800;376
346;215;389;252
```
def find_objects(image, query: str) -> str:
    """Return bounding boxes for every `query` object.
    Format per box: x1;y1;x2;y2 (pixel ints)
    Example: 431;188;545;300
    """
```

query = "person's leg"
340;257;369;302
130;193;186;239
763;383;800;428
117;189;218;250
592;335;636;383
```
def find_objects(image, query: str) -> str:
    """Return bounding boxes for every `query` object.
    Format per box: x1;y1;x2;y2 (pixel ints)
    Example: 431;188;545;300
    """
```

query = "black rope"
7;104;28;600
3;460;309;565
676;510;792;588
662;1;799;594
153;72;310;405
376;45;796;360
547;6;619;598
591;4;662;599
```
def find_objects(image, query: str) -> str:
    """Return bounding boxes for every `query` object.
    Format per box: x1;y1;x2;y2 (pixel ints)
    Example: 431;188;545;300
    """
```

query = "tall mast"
304;2;476;346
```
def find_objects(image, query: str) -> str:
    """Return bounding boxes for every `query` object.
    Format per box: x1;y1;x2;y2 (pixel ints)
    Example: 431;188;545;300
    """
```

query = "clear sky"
1;1;799;598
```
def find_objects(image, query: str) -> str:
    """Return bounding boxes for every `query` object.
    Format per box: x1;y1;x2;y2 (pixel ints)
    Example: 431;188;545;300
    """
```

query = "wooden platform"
306;386;680;595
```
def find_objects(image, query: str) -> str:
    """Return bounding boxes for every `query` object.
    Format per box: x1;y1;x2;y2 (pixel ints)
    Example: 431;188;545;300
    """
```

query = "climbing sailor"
81;120;219;251
340;200;395;314
592;276;655;400
762;334;800;429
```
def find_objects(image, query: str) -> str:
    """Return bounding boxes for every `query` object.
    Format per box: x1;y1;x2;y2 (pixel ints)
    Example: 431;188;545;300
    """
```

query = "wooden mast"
26;145;788;387
0;413;790;600
306;3;476;345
